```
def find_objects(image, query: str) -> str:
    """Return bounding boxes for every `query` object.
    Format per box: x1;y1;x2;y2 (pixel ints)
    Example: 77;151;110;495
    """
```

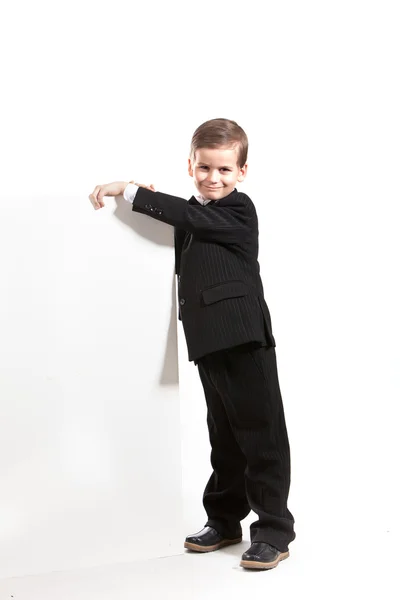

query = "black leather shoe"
240;542;290;569
184;526;242;553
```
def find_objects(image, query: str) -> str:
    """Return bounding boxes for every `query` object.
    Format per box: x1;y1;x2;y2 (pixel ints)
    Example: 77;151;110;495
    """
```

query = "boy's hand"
89;181;129;210
89;180;156;210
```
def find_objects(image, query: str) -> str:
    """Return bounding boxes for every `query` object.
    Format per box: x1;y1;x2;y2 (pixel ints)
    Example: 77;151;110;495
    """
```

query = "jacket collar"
188;187;238;206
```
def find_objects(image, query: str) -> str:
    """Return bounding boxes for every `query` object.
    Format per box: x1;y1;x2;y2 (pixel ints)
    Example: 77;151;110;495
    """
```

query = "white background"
0;0;399;594
0;186;185;577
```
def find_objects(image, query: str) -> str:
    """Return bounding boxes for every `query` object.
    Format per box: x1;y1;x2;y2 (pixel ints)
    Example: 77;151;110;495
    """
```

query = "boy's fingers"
92;185;101;198
89;185;103;209
88;193;99;208
97;188;107;207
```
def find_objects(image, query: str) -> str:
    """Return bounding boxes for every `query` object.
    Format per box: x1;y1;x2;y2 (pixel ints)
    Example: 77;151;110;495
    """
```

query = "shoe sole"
240;550;290;570
184;537;242;553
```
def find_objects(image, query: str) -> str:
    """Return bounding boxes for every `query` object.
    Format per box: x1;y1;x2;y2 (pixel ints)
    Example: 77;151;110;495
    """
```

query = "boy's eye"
199;166;230;171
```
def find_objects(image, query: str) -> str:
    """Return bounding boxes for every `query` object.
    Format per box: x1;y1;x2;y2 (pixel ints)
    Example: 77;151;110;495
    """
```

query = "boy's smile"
188;145;248;201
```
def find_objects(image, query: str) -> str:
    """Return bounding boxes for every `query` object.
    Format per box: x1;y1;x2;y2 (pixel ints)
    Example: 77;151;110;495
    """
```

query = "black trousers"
197;341;296;552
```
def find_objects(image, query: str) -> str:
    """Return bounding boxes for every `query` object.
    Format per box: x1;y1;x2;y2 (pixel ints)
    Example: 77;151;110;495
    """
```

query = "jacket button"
179;298;185;305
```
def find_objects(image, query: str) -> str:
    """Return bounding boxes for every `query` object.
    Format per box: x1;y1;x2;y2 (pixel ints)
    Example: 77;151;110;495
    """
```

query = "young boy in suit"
88;118;296;570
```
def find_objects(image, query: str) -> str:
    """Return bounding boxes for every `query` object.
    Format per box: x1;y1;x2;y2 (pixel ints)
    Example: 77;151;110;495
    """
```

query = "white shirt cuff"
123;182;139;203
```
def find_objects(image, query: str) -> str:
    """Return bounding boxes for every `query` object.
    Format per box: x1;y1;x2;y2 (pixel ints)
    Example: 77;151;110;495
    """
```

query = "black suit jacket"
131;186;276;364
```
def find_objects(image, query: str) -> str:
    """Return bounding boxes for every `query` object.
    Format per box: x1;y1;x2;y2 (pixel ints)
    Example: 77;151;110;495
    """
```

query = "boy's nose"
207;171;220;183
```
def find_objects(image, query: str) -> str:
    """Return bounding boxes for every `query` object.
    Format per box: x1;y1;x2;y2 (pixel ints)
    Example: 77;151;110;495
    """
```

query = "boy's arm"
129;186;252;244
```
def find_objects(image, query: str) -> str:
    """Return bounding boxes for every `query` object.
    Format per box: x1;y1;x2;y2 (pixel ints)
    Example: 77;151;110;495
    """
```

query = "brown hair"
190;118;248;168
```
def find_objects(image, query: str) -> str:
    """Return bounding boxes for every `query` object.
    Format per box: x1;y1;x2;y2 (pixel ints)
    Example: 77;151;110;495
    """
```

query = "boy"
88;118;296;570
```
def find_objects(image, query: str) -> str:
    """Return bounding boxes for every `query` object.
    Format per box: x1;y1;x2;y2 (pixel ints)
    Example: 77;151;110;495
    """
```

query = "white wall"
1;0;399;583
0;194;184;578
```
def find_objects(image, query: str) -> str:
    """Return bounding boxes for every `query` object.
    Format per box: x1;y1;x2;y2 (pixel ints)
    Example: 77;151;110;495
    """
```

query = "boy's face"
188;145;247;201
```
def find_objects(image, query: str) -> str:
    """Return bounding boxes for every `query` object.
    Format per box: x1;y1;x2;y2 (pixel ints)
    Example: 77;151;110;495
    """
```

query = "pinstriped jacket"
131;186;276;365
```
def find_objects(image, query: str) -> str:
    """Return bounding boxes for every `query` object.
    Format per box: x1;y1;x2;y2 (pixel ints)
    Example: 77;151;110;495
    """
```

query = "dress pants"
197;341;296;553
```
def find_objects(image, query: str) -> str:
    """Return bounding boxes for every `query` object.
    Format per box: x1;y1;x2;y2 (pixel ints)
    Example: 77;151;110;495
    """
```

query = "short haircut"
190;118;248;168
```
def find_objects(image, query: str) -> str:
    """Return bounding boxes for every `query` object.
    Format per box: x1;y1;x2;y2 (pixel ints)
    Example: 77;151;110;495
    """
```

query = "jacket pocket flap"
201;281;250;305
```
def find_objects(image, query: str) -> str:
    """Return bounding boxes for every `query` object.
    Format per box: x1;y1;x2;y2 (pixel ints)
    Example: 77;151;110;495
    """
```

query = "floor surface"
0;529;396;600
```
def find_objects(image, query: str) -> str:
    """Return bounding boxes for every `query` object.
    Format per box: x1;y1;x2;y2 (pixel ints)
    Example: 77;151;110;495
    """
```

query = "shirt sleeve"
123;183;140;203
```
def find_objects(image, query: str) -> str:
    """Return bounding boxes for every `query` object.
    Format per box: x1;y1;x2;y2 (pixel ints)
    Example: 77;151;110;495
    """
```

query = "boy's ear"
237;163;248;182
188;157;194;178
